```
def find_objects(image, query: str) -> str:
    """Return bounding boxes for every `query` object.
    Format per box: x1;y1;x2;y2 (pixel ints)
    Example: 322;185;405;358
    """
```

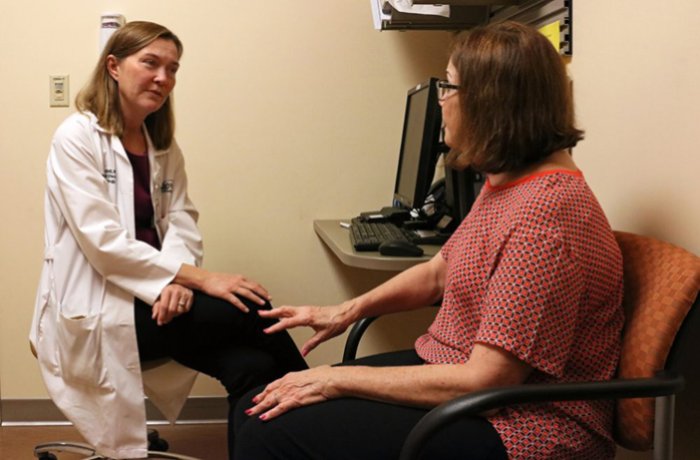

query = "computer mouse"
378;240;424;257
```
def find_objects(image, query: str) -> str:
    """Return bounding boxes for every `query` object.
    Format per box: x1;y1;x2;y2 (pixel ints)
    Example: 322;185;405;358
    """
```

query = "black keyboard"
349;221;415;251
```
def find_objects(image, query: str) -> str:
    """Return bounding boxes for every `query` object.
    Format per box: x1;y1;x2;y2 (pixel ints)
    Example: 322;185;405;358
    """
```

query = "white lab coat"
29;112;204;459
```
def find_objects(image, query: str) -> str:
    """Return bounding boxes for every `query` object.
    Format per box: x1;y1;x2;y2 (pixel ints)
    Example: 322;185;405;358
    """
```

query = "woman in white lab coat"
29;21;306;460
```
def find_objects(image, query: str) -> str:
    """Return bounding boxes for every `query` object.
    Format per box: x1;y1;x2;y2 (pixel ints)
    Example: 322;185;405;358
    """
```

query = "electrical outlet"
49;75;69;107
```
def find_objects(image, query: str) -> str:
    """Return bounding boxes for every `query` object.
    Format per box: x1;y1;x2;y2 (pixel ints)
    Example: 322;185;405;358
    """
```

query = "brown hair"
446;21;583;173
75;21;183;150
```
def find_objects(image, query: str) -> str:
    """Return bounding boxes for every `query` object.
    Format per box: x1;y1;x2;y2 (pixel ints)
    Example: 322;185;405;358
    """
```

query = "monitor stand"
359;206;411;224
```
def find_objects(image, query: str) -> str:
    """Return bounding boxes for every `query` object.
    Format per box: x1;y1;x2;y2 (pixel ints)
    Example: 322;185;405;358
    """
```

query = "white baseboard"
0;397;227;426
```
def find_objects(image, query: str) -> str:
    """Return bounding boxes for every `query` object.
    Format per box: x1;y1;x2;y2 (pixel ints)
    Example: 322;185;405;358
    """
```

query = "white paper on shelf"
99;13;126;52
388;0;450;18
370;0;392;30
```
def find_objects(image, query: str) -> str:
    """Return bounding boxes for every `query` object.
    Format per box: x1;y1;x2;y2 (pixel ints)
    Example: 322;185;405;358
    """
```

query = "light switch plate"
49;75;69;107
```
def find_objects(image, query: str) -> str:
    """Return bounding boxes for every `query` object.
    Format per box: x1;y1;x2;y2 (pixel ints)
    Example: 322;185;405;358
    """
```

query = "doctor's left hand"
153;284;193;326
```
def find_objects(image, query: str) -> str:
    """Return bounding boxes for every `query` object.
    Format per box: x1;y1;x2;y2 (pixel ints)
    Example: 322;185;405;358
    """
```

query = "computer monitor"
392;78;444;211
443;162;485;228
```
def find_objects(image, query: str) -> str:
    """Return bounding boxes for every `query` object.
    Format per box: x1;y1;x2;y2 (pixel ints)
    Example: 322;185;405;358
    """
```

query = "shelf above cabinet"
376;3;491;31
372;0;573;55
410;0;521;4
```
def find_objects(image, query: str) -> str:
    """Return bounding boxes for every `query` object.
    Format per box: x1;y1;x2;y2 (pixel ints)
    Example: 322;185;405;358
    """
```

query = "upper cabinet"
373;0;573;55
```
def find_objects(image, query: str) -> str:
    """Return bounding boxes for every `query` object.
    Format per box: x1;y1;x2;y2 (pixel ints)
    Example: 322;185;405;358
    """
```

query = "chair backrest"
612;231;700;450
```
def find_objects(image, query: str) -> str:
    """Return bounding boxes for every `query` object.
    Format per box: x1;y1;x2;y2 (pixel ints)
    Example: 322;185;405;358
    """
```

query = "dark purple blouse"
126;151;161;250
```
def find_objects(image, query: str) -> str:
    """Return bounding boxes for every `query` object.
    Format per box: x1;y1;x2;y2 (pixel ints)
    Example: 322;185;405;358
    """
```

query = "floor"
0;423;228;459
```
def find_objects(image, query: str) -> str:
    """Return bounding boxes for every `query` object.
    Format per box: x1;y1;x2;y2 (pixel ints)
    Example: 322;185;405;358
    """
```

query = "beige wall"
570;2;700;257
1;0;698;456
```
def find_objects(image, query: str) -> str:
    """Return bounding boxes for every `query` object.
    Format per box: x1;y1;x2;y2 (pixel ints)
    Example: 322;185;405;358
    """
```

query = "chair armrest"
342;316;378;362
399;371;685;460
342;304;441;362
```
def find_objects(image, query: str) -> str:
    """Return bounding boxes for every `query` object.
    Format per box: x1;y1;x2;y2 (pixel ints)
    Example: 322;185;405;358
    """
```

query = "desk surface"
313;219;441;271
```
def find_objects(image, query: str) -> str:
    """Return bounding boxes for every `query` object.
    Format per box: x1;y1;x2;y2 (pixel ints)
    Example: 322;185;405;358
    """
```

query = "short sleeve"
476;231;584;377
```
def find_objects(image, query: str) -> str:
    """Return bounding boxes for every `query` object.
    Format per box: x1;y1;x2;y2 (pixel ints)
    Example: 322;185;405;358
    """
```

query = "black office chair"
343;231;700;460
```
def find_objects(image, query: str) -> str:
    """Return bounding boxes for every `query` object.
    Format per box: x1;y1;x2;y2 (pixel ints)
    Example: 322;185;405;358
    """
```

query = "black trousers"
233;350;508;460
134;292;307;459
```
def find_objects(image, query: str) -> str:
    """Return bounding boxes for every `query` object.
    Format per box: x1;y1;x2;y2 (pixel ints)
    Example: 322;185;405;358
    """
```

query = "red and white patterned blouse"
415;170;624;459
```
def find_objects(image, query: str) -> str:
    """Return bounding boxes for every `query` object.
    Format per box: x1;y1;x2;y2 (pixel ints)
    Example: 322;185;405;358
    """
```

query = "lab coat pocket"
56;312;109;388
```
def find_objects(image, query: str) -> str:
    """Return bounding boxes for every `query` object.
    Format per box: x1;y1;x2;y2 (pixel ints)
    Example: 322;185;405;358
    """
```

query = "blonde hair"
76;21;183;150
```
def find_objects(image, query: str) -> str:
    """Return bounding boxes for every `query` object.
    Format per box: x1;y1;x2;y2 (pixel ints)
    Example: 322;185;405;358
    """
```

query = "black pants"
233;350;508;460
134;292;307;459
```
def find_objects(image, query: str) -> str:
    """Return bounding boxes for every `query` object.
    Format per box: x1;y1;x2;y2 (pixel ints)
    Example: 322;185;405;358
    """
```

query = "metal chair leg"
34;440;97;458
34;436;202;459
653;394;675;460
83;452;201;459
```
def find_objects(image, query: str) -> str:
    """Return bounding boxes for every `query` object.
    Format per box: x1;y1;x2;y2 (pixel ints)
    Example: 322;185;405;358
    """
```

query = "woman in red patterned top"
234;21;624;460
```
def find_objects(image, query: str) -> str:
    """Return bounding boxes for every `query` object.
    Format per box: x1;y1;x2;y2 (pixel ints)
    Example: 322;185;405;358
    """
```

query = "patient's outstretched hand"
259;303;353;356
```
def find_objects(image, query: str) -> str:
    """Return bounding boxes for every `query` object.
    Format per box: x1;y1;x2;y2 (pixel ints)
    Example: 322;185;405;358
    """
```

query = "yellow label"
539;21;561;52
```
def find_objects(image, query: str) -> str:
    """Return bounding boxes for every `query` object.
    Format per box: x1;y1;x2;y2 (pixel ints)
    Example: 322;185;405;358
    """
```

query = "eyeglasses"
436;80;460;100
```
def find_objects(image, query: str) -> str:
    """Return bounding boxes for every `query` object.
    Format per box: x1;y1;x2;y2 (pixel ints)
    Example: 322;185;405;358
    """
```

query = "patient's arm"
247;342;532;420
259;253;447;356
